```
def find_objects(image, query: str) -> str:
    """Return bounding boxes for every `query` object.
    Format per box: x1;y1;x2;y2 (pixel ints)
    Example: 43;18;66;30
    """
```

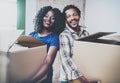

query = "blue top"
29;31;59;82
29;31;59;51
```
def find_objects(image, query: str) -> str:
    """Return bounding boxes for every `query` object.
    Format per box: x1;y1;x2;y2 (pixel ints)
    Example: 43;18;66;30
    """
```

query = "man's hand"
79;76;100;83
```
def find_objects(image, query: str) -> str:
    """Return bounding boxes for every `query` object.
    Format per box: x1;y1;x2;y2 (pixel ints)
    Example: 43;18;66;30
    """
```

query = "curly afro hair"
52;8;65;35
34;6;52;33
34;6;65;35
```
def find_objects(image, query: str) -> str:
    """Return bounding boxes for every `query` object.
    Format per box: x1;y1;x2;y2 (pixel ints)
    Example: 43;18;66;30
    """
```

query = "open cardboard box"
73;32;120;83
0;29;47;83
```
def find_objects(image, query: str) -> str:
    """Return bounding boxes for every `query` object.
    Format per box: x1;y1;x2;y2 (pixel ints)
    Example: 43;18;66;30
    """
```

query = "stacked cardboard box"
73;32;120;83
0;29;47;83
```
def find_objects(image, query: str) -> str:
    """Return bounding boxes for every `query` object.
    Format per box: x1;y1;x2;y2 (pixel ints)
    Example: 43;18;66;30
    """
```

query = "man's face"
65;8;80;29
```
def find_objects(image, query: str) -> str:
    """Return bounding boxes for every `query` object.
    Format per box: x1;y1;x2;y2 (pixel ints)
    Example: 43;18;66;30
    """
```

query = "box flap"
77;32;120;45
78;32;116;41
101;35;120;42
0;29;23;52
17;35;45;48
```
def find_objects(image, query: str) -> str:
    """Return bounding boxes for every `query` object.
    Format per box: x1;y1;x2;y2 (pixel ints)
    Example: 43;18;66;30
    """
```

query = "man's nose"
70;16;75;20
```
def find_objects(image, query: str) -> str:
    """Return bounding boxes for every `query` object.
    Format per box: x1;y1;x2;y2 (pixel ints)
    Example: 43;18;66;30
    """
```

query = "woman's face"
43;10;55;28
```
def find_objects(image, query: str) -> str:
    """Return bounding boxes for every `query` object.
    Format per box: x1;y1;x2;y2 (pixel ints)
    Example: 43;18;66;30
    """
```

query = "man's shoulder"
60;29;71;36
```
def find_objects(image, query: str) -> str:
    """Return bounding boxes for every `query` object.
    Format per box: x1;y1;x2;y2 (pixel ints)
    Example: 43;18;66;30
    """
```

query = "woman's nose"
47;17;52;22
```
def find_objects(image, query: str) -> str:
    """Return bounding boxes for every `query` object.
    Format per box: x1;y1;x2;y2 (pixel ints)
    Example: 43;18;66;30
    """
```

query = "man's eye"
73;13;78;16
66;15;70;18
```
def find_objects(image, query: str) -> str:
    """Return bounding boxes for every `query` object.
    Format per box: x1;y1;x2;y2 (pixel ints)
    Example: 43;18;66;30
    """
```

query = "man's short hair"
63;4;81;17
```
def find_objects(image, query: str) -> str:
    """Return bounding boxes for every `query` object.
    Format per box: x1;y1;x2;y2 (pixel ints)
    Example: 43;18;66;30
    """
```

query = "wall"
0;0;17;29
85;0;120;35
25;0;85;35
26;0;120;35
25;0;37;35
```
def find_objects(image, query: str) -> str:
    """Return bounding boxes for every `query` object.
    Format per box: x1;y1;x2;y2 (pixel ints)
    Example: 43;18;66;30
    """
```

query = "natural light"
0;0;17;29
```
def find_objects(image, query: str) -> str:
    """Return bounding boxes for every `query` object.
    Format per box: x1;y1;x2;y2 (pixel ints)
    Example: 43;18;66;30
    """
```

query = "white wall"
25;0;86;35
85;0;120;35
26;0;120;35
25;0;37;35
0;0;17;30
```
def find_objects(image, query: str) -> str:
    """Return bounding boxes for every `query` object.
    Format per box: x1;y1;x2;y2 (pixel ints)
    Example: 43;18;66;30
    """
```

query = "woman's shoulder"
29;31;37;36
49;32;59;42
50;32;59;38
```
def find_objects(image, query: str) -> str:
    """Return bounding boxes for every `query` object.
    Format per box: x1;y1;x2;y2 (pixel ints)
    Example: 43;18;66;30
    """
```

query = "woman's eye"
44;15;48;18
51;17;55;20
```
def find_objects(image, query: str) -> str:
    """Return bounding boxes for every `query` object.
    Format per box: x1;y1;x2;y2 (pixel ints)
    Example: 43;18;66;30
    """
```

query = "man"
59;5;99;83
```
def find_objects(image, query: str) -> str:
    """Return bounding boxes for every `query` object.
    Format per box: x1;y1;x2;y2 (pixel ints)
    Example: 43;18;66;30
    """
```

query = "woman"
28;6;65;83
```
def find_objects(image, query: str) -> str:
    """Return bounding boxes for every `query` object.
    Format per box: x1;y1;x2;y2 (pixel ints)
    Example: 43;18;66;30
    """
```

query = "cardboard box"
0;29;47;83
73;32;120;83
0;29;24;83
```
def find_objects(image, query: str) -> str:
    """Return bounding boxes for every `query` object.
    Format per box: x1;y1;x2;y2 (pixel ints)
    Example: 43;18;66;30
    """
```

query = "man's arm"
59;34;82;80
59;34;100;83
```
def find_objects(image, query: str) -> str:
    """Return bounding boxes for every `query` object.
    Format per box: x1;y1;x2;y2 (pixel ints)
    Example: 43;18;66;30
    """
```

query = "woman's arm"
29;46;58;83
